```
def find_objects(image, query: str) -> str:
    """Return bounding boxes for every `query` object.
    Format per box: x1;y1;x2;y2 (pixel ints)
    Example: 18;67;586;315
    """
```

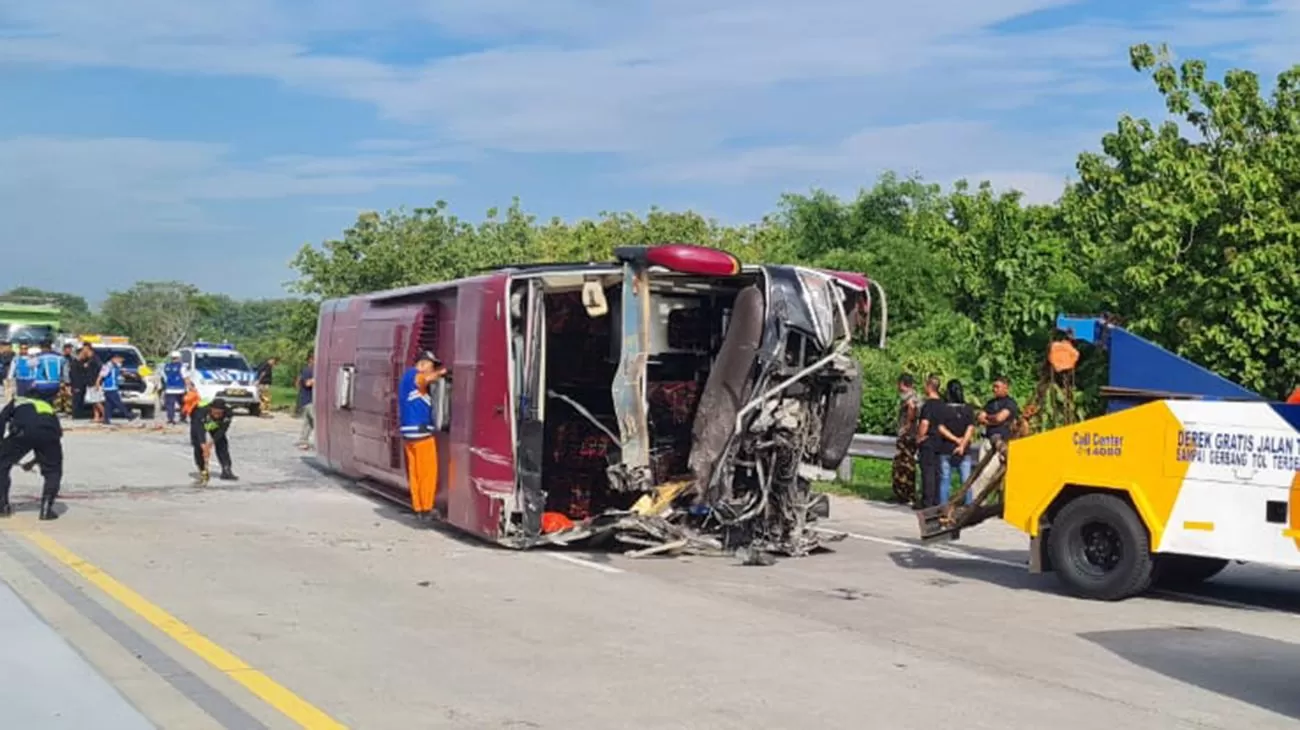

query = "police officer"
0;393;63;520
11;344;35;397
30;342;64;403
190;397;236;485
162;352;187;426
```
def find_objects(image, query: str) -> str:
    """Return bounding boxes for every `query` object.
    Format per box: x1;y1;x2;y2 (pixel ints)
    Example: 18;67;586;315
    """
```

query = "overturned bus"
312;244;885;558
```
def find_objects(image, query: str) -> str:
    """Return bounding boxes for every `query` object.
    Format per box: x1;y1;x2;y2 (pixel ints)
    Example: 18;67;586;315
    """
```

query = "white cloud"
0;135;456;236
0;0;1296;298
2;0;1295;177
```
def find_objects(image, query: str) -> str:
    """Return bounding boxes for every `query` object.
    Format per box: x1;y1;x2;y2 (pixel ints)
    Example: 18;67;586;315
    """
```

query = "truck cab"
179;342;261;415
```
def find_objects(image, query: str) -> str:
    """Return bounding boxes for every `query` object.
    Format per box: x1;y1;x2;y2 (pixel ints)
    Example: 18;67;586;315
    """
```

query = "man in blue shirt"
30;342;64;402
295;353;315;450
10;344;35;397
398;351;447;521
96;353;134;425
162;352;187;426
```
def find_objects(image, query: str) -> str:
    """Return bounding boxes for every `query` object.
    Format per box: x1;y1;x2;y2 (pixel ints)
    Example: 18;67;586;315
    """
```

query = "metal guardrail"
848;433;897;460
838;433;986;481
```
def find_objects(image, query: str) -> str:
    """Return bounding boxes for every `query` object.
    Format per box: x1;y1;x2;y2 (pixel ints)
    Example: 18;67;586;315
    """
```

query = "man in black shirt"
255;357;278;417
979;376;1020;452
191;398;236;485
916;374;945;509
69;344;101;420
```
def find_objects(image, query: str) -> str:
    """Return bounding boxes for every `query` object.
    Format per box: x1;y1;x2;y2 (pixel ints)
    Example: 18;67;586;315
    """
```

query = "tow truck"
918;314;1300;601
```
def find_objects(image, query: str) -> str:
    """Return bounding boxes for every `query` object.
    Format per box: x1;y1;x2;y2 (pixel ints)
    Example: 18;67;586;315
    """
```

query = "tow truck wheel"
1154;554;1229;587
1048;493;1154;601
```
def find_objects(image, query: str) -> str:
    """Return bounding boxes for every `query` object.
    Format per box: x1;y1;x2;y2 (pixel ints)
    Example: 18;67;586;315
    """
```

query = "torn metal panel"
608;260;653;493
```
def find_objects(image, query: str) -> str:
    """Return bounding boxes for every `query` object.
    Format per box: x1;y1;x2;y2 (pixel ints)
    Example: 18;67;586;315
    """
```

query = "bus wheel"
1154;554;1229;587
1048;493;1154;601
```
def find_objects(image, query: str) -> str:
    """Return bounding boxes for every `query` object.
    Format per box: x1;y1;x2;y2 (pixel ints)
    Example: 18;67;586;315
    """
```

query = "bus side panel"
353;302;423;489
315;298;361;475
445;274;514;541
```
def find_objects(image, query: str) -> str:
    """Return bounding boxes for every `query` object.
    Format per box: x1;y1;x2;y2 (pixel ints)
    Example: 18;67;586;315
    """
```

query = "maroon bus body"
313;259;880;549
314;272;515;542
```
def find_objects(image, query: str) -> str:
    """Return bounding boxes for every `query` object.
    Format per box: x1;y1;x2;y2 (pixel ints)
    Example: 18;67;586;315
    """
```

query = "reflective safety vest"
398;367;434;439
101;363;120;391
32;353;63;392
13;356;35;381
15;396;55;416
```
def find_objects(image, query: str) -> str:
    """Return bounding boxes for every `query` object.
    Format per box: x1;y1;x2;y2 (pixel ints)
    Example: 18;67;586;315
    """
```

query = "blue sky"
0;0;1295;301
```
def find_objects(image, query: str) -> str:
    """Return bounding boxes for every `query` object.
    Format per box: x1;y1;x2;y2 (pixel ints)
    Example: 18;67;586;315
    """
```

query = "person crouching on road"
0;392;64;520
162;352;187;426
399;351;447;521
190;397;236;485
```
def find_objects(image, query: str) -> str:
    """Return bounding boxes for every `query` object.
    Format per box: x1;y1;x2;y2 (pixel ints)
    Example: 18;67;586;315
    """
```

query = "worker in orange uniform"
398;351;447;522
1287;386;1300;404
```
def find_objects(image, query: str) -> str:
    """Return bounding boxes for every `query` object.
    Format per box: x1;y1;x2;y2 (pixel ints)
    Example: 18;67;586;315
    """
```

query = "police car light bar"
192;341;235;350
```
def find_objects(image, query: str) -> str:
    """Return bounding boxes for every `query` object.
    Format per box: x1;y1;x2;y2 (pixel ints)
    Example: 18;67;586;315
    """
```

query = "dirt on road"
2;415;1298;730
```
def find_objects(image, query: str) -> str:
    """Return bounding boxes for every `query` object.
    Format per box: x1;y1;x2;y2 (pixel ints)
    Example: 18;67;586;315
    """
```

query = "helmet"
169;351;181;359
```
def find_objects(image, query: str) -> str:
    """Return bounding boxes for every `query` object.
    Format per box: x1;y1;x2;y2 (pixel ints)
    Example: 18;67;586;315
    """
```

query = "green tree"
100;281;203;356
1064;43;1300;396
2;286;100;332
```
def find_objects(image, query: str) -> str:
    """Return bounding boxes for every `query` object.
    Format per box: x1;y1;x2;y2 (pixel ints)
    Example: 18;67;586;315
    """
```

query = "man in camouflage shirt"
892;374;921;506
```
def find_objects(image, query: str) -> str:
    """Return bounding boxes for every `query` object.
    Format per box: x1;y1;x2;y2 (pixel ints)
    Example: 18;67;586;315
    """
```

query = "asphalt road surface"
1;416;1298;729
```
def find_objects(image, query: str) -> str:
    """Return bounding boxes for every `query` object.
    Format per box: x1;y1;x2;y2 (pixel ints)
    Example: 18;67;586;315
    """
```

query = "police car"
79;335;160;419
178;342;262;415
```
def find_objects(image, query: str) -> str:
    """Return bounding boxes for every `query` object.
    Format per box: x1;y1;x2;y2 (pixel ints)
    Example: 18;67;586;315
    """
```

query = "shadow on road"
888;545;1300;613
886;547;1069;595
1081;627;1300;720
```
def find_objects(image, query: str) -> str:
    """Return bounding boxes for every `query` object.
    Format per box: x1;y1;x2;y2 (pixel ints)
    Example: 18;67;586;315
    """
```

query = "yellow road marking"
20;530;347;730
1182;521;1215;532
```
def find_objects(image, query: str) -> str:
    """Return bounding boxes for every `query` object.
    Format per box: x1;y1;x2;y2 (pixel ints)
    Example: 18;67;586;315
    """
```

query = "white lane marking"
814;527;1025;568
544;552;625;574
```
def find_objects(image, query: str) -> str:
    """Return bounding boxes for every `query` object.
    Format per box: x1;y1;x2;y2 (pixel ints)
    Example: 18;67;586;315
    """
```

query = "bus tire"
1048;493;1154;601
1154;554;1229;587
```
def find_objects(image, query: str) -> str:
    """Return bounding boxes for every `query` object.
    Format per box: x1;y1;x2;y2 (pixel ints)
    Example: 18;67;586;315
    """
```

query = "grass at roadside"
815;457;895;502
268;384;298;412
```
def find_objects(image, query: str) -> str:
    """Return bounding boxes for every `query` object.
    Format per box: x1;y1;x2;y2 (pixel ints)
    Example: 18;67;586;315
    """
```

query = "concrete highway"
1;416;1297;729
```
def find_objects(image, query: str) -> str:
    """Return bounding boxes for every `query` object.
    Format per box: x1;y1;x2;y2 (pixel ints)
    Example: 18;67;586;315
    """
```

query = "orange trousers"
404;436;439;513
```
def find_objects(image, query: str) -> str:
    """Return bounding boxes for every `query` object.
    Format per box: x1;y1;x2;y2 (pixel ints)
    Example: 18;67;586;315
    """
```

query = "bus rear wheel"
1048;493;1155;601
